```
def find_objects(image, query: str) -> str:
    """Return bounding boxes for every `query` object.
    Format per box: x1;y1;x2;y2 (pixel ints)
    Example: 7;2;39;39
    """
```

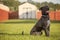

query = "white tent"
18;2;37;19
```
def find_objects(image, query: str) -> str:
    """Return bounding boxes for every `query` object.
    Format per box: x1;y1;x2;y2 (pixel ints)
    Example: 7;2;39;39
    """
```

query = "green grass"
0;20;60;40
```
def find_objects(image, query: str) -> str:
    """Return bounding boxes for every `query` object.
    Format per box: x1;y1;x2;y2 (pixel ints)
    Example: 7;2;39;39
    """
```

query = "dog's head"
39;6;49;12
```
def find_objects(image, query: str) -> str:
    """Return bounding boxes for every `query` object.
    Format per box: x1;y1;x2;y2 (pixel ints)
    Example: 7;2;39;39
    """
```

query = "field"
0;20;60;40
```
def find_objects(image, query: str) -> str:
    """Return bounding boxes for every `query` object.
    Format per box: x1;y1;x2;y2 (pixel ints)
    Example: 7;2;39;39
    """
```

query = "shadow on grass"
50;34;60;38
51;20;60;23
0;33;29;36
0;20;60;24
0;21;37;24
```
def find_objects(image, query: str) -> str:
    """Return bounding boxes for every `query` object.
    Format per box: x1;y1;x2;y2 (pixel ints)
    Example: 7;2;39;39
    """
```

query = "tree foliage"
1;0;60;11
32;1;60;11
1;0;20;11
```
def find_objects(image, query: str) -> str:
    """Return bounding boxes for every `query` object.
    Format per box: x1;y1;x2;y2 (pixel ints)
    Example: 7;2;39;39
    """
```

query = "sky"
18;0;60;4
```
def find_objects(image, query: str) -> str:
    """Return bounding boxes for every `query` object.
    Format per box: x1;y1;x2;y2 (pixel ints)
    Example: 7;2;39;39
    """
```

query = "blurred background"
0;0;60;21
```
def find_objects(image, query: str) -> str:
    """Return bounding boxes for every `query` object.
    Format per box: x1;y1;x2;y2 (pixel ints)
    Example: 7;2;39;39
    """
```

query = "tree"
1;0;21;11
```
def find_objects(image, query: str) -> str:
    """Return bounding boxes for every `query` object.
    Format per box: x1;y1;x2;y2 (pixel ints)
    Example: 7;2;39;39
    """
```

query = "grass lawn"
0;20;60;40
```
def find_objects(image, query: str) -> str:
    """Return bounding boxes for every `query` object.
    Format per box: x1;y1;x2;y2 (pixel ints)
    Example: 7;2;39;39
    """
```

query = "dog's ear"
39;6;49;11
39;7;43;10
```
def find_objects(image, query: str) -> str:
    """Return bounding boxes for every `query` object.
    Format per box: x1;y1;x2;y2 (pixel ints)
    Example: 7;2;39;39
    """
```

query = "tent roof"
19;2;37;9
0;4;9;11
